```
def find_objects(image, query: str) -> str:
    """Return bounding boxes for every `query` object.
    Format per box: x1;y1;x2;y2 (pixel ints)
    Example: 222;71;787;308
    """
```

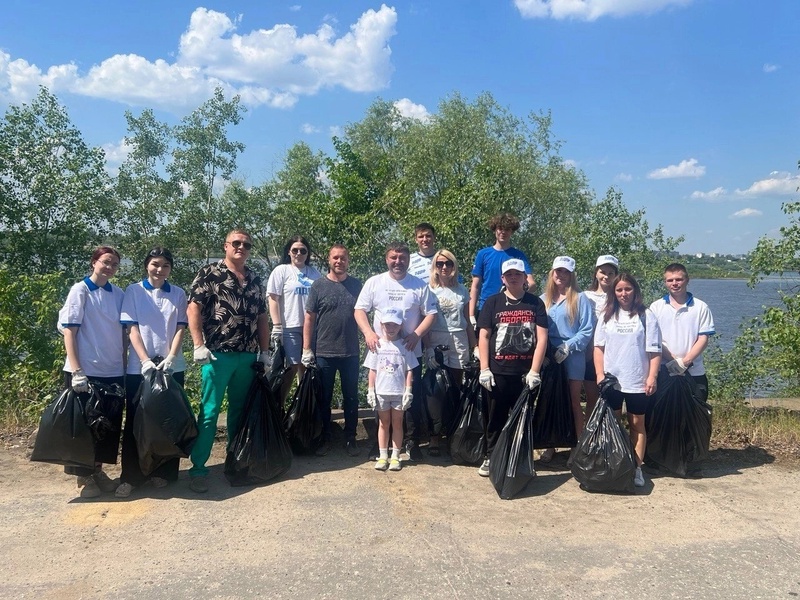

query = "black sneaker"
405;440;423;462
315;439;332;457
345;438;360;457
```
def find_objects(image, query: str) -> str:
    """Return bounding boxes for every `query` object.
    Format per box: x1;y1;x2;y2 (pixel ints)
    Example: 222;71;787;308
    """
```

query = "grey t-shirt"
306;275;363;357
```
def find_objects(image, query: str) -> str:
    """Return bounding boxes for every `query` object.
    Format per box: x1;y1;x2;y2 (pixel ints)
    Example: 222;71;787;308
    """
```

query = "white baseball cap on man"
595;255;619;268
501;258;526;274
552;256;576;272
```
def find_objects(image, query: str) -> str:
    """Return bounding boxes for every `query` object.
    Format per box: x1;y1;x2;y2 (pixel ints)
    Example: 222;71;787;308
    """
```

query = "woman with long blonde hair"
423;249;476;456
539;256;595;462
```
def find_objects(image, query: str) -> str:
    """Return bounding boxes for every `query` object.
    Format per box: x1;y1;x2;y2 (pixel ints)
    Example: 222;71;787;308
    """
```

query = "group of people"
56;213;714;498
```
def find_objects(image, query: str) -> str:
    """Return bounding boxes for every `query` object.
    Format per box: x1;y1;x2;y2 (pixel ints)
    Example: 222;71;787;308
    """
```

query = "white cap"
380;308;403;325
501;258;526;274
552;256;576;272
596;254;619;268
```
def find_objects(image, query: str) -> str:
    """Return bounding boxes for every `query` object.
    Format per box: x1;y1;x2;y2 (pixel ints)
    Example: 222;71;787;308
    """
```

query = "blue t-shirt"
472;246;532;310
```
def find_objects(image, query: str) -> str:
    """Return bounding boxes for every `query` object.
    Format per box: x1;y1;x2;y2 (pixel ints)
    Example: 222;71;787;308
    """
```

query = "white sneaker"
115;482;134;498
374;458;389;471
478;459;490;477
388;458;402;471
634;467;645;487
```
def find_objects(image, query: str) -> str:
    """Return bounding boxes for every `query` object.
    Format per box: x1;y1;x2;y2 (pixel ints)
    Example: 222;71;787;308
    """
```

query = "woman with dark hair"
267;235;321;402
58;246;125;498
116;247;188;498
582;255;619;417
593;272;661;488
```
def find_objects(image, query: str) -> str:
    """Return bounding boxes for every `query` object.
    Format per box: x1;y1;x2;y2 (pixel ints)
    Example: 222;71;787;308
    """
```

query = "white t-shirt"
59;277;125;378
594;308;661;394
120;280;188;374
649;293;715;376
267;264;322;329
582;289;608;321
364;339;419;395
430;284;470;333
355;272;438;357
408;252;434;283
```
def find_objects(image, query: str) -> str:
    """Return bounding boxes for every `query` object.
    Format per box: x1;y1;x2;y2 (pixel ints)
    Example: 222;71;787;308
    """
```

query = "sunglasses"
435;260;454;268
228;240;252;250
290;247;308;255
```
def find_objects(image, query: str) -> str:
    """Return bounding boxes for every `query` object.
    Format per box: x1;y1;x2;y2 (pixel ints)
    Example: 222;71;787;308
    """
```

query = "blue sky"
1;0;797;255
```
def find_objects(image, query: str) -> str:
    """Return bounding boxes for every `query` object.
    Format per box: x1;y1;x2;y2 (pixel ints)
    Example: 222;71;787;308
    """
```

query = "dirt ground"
1;415;799;600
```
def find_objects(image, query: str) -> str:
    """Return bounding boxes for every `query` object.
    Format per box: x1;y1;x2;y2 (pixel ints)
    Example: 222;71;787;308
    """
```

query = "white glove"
525;370;541;390
472;346;480;362
156;354;176;373
666;358;689;376
479;368;495;391
258;351;272;370
271;324;283;346
71;369;89;393
193;345;217;365
424;348;439;369
401;386;413;411
301;348;315;367
367;388;377;409
554;343;569;364
469;315;477;329
141;359;157;377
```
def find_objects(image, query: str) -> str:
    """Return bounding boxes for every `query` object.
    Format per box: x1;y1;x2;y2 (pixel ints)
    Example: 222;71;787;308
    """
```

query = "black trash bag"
30;388;95;469
568;385;636;494
268;342;290;400
489;387;537;500
82;382;124;464
133;370;198;476
423;345;459;437
532;358;577;449
225;365;293;486
284;364;324;454
645;368;712;477
448;366;488;465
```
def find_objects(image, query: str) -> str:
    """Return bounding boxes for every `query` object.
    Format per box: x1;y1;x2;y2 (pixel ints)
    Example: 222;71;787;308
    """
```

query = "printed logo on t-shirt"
295;272;315;296
494;309;535;359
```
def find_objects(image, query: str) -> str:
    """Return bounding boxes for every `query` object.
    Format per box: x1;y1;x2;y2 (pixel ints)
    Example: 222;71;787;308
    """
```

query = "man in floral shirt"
187;229;271;493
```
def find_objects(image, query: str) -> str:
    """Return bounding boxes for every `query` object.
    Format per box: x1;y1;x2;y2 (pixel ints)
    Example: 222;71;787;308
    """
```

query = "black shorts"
605;389;649;415
584;358;597;382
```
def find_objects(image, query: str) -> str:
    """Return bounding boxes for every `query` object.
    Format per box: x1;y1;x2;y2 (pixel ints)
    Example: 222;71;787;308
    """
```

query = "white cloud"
0;5;397;111
301;123;321;134
647;158;705;179
763;63;779;73
730;208;762;218
328;125;342;137
393;98;430;122
289;5;301;12
614;173;633;182
563;158;579;169
690;186;726;201
514;0;692;21
735;172;800;197
102;139;132;164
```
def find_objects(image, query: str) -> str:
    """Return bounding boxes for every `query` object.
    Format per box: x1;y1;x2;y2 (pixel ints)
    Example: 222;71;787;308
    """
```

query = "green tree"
570;187;684;296
167;87;246;273
115;108;179;276
0;87;114;277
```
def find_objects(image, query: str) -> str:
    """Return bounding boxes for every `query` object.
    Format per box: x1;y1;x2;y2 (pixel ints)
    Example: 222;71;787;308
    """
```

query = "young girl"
540;256;595;461
364;308;418;472
58;246;125;498
582;255;619;417
477;259;549;477
594;273;661;488
117;247;188;498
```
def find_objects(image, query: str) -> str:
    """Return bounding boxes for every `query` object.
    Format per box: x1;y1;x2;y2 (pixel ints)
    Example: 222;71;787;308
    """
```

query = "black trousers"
404;364;424;444
486;372;525;457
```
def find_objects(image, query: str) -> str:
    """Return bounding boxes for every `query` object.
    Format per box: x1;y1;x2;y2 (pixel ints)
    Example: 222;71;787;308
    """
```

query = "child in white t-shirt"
363;308;418;471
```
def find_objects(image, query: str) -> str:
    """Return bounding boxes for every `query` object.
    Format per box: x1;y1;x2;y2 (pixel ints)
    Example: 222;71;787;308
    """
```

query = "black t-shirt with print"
306;275;363;357
477;292;549;375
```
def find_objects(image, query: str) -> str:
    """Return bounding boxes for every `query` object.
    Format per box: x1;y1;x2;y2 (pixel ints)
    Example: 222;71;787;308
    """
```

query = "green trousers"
189;351;256;477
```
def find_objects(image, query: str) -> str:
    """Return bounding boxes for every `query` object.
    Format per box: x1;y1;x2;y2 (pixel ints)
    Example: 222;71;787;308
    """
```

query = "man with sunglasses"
355;241;438;461
186;229;271;493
